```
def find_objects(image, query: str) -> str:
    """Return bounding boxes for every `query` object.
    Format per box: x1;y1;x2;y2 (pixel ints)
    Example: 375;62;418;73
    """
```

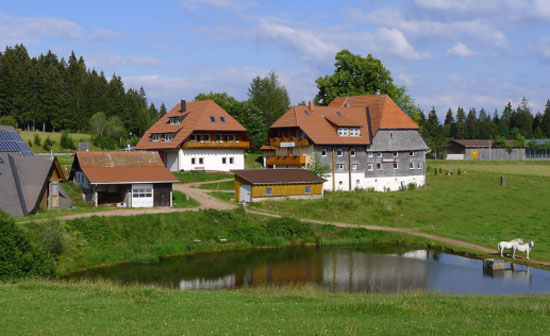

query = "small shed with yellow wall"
232;169;325;203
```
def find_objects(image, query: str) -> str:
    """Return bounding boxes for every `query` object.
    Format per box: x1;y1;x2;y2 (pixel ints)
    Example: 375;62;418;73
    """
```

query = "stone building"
263;95;429;191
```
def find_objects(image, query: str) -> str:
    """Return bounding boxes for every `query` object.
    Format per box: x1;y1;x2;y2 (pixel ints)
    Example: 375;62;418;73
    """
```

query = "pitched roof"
329;94;419;134
271;105;371;145
0;126;33;156
71;151;178;184
450;139;518;148
135;100;248;150
232;169;326;185
0;154;67;217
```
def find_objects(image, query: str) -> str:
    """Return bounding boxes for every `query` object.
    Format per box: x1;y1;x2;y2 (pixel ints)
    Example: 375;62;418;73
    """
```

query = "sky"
1;0;550;119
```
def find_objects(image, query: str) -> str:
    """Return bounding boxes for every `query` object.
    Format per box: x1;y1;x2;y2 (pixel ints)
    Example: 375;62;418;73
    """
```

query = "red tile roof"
73;151;178;184
232;169;326;185
135;100;248;150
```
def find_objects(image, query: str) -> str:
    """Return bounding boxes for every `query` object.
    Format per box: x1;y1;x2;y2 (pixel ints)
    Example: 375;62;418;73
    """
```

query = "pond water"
69;246;550;295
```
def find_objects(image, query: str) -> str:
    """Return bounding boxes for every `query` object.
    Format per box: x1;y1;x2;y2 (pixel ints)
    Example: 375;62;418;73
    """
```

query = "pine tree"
159;103;167;117
455;106;467;139
541;100;550;137
444;108;456;138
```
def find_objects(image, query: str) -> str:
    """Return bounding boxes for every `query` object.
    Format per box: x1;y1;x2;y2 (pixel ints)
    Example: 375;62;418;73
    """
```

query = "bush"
264;217;314;240
33;134;41;146
40;220;66;257
42;137;53;151
0;115;16;127
407;183;416;190
60;131;76;150
0;214;55;279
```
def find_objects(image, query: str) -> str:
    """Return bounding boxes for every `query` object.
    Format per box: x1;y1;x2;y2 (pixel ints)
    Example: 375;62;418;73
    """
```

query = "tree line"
0;44;162;148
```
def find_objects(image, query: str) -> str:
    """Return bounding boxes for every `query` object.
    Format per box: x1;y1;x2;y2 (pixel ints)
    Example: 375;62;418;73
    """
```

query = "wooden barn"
232;169;325;203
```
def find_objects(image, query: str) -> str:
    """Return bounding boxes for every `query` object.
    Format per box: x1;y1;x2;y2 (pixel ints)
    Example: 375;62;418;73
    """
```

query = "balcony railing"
269;137;310;148
182;140;251;149
266;155;307;166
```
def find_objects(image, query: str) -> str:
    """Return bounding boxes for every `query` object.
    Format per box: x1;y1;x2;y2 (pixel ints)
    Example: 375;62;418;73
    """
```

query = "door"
239;184;251;203
165;151;178;171
131;183;154;207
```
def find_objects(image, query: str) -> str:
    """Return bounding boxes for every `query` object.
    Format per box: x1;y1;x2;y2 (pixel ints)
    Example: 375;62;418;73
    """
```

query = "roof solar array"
0;130;33;156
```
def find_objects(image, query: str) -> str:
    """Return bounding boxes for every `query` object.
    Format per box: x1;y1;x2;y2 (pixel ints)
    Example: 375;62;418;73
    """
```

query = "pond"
69;246;550;295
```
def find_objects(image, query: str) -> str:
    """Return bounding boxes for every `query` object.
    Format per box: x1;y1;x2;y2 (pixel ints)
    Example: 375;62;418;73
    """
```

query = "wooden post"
500;176;505;186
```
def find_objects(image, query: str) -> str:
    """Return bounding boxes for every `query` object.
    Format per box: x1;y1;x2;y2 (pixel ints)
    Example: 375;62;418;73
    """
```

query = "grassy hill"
18;130;100;153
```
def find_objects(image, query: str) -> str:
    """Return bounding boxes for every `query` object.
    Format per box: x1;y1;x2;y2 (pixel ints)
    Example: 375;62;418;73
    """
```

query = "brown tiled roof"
135;100;248;150
450;139;518;148
271;105;371;145
73;151;178;184
232;169;326;185
330;94;419;134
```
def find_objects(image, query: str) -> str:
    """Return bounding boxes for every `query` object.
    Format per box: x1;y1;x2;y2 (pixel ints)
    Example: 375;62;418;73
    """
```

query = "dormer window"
151;134;161;142
337;128;349;136
164;133;174;142
169;117;181;125
210;116;216;123
350;128;360;136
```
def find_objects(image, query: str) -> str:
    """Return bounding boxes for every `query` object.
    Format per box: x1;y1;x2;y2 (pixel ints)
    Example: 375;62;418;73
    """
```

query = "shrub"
0;214;55;279
33;134;41;146
60;131;76;150
407;183;416;190
40;220;66;257
0;115;17;127
457;168;462;175
264;217;314;240
42;137;53;151
27;140;33;147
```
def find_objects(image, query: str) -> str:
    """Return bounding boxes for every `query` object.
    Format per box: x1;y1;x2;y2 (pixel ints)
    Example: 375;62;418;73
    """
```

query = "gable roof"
329;94;419;135
271;105;371;145
135;100;248;150
70;151;178;184
0;126;33;156
232;169;326;185
0;154;66;217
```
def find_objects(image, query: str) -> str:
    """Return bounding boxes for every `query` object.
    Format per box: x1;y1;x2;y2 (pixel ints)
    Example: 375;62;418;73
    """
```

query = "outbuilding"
69;151;179;208
232;169;326;203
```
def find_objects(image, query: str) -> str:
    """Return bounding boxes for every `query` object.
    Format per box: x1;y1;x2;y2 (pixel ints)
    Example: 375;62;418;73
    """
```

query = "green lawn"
245;152;264;168
429;159;550;177
250;161;550;261
209;191;235;202
172;171;232;184
172;191;200;208
1;281;549;335
55;155;74;169
19;130;99;153
198;180;235;190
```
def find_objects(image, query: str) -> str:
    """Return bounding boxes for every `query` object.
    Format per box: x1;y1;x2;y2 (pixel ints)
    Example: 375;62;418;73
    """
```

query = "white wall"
165;151;179;171
322;173;426;192
179;149;245;171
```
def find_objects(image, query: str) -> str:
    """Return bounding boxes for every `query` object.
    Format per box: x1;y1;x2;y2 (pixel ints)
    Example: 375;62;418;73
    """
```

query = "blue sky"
1;0;550;118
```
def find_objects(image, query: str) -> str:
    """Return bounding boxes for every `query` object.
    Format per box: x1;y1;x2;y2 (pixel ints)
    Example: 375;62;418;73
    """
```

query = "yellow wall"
252;183;322;198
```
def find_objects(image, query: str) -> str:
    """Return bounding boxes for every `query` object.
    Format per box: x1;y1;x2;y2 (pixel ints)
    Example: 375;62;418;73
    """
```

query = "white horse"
497;238;524;257
512;241;535;260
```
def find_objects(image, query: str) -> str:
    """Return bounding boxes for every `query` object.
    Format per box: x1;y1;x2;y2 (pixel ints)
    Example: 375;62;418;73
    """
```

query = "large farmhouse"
263;95;429;191
69;151;178;208
136;99;251;172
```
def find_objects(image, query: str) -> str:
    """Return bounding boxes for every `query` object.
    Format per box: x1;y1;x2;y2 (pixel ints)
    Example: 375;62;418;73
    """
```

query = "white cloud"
446;42;477;58
181;0;255;11
90;28;123;41
0;12;82;41
86;53;162;68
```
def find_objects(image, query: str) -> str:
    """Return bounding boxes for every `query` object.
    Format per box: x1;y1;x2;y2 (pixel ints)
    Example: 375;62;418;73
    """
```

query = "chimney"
308;101;314;111
180;98;187;113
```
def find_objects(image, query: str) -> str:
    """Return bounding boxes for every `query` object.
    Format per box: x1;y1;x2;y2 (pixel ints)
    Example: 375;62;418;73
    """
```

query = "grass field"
172;171;232;184
1;280;549;335
19;130;99;153
245;152;263;168
250;160;550;261
430;159;550;177
172;191;200;208
198;180;235;190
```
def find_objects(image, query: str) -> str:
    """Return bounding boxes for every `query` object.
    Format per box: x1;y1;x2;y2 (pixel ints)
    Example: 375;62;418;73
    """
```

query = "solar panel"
0;130;33;156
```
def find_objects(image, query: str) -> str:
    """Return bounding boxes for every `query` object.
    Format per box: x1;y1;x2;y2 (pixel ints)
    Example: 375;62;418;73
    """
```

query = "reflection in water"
69;247;550;295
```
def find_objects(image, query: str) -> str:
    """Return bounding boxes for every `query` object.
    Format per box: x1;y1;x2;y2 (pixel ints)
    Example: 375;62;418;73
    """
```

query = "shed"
232;169;326;203
69;151;179;208
446;139;524;160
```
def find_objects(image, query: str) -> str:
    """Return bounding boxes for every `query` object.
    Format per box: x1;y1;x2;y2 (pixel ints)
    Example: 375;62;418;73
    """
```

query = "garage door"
131;183;154;207
165;151;178;171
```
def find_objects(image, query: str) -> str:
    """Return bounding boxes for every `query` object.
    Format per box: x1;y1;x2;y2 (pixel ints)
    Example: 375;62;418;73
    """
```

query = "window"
229;157;234;164
390;132;394;138
368;152;373;158
417;162;422;169
350;147;356;157
409;151;414;156
190;134;197;141
169;117;181;125
51;181;59;196
199;158;204;165
337;148;343;156
226;134;235;141
222;157;227;164
352;164;358;170
210;116;216;123
216;134;223;141
266;187;272;195
350;128;360;136
164;133;174;142
220;116;226;123
338;181;343;186
338;128;349;136
409;162;414;169
336;164;345;170
191;158;196;165
393;151;399;157
202;134;210;142
133;187;152;198
376;163;381;170
377;152;382;158
393;163;398;169
152;134;161;142
305;186;312;194
356;179;360;185
321;148;327;156
368;163;373;171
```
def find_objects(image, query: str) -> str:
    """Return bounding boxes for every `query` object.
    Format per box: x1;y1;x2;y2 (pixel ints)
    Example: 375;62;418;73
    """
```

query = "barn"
232;169;325;203
69;151;178;208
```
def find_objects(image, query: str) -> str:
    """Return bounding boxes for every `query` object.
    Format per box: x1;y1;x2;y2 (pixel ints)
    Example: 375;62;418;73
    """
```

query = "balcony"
269;137;310;148
182;140;251;149
266;155;307;166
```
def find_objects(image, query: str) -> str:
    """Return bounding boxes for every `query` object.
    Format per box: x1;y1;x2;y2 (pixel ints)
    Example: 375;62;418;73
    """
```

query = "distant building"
263;95;429;191
69;151;178;208
447;139;524;160
136;99;251;172
232;169;326;203
0;126;70;217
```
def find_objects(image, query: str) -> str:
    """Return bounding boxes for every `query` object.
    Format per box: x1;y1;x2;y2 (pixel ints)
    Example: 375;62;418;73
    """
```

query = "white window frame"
376;163;381;170
190;134;197;141
321;148;328;157
169;117;181;125
409;162;414;170
336;164;345;170
202;134;210;142
352;164;358;170
417;162;422;170
337;148;343;157
409;151;414;156
216;134;223;142
393;151;399;157
377;152;382;158
350;147;356;157
164;133;174;142
350;128;360;136
393;163;398;169
152;134;161;142
367;163;373;171
368;152;373;158
338;128;349;136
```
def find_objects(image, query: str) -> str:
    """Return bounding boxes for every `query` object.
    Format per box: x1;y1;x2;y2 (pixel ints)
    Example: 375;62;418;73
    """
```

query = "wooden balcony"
182;140;251;149
269;137;310;148
266;155;307;166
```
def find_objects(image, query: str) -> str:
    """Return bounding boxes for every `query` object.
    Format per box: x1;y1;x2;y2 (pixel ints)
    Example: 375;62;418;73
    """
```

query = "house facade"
69;151;178;208
136;99;251;172
263;95;429;191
